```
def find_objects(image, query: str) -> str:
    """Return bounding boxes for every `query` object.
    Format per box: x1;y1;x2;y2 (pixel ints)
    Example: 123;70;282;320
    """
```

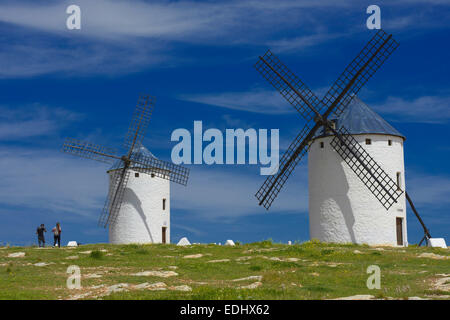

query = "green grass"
0;241;448;300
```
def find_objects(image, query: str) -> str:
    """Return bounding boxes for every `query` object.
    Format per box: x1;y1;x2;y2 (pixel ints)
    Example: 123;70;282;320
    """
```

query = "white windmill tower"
254;30;432;246
62;95;190;244
308;97;407;246
107;143;171;244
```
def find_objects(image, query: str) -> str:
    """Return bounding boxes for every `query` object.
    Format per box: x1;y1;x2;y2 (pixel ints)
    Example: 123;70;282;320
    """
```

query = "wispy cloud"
171;165;308;222
268;32;345;53
0;0;344;41
179;89;294;114
0;34;169;78
0;147;107;219
0;104;82;140
372;95;450;123
407;172;450;209
1;0;447;78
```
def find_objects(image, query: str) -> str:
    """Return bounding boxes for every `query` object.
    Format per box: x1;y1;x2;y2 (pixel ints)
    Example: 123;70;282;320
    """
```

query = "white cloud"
407;172;450;208
0;0;447;77
372;95;450;123
0;105;82;140
0;37;168;78
268;32;345;53
179;89;294;114
0;148;307;225
0;0;344;41
171;165;308;222
0;147;108;220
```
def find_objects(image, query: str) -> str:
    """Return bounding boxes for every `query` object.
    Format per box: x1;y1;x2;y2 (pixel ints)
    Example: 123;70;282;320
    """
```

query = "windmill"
254;29;432;246
62;95;190;244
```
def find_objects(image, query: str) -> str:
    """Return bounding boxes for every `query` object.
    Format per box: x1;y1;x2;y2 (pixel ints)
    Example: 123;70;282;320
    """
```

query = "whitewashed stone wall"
108;169;170;244
308;134;407;246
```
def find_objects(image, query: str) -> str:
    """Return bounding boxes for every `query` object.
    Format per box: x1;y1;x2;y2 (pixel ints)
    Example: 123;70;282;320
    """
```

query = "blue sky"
0;0;449;246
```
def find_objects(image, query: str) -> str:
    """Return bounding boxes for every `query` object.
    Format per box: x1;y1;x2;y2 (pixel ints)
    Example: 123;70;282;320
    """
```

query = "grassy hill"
0;240;448;300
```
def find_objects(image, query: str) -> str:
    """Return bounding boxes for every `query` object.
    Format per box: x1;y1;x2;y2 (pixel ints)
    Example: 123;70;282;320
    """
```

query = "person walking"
52;222;62;248
36;224;47;247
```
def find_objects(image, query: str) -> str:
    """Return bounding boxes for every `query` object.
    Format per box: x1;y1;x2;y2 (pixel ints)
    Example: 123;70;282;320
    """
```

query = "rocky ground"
0;240;448;300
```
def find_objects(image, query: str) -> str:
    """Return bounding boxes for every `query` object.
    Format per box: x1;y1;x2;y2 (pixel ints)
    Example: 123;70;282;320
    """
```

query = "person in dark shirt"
36;224;47;247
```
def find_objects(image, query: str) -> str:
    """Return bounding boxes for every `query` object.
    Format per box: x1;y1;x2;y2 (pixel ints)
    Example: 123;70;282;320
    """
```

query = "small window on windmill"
325;120;337;135
320;142;324;149
365;138;372;145
162;198;166;211
388;140;392;146
330;119;336;130
135;172;139;178
396;172;402;190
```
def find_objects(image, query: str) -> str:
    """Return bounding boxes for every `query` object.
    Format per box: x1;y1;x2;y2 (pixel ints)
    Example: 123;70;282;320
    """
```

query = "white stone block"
428;238;447;249
67;241;78;247
225;240;235;246
177;237;191;246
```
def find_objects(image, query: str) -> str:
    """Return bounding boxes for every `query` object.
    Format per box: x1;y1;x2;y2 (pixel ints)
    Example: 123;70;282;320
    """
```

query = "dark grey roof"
313;96;405;140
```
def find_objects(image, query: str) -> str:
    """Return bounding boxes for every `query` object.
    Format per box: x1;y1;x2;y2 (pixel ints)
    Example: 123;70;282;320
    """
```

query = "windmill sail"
321;29;399;119
130;153;190;186
330;125;403;210
62;138;118;164
62;94;190;229
98;165;131;228
124;94;155;153
254;30;399;210
255;50;323;122
256;123;315;209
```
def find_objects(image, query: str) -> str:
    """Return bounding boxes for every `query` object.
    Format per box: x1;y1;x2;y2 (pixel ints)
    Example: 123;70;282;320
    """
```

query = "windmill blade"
256;123;318;210
98;164;131;228
321;29;399;119
255;50;323;122
62;138;118;164
124;94;155;154
129;153;190;186
330;126;403;210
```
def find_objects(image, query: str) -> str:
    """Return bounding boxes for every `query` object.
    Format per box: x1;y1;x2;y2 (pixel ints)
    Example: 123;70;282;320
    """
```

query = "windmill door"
396;218;403;246
162;227;167;244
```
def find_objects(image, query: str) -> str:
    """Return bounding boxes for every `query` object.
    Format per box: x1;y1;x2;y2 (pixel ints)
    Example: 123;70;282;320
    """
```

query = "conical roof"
109;141;157;170
314;96;405;140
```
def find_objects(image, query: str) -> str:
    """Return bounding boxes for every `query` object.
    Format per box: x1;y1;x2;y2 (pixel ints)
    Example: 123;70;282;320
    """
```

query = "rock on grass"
332;295;375;300
8;252;25;258
418;253;449;260
232;275;262;282
170;285;192;292
183;254;203;259
239;282;262;289
131;271;178;278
